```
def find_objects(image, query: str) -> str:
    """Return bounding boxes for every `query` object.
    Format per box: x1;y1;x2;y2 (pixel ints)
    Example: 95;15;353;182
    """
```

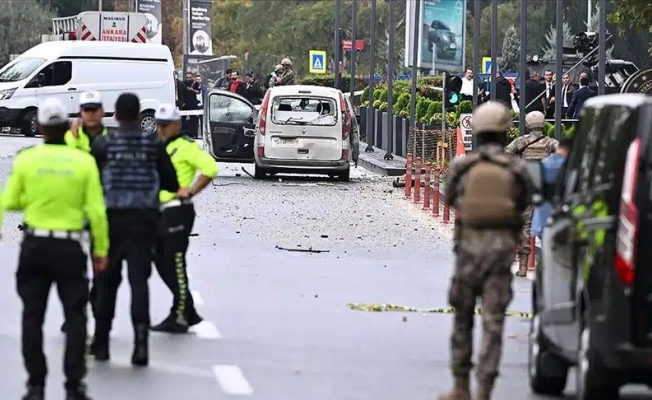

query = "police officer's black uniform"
90;93;179;366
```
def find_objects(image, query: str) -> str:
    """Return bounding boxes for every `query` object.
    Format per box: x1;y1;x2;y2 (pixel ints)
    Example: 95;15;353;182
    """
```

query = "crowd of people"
175;57;296;138
458;67;596;119
1;91;217;400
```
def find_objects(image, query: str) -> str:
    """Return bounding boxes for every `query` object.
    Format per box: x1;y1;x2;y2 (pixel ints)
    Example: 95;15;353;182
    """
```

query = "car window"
38;61;72;87
271;96;337;126
591;105;635;188
208;94;253;123
0;57;46;82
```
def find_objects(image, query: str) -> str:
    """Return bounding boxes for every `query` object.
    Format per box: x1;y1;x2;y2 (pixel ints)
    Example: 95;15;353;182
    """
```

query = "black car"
427;20;457;60
527;93;652;399
202;89;259;163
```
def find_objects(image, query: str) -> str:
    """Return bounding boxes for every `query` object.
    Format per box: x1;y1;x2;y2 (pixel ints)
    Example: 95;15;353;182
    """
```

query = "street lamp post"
598;0;606;95
490;0;498;100
351;0;357;100
554;0;564;139
408;0;421;150
384;0;395;160
365;0;377;152
519;0;527;136
334;0;342;89
472;0;480;108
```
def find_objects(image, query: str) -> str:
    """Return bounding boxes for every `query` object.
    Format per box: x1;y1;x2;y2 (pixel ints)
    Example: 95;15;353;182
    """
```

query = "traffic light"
444;72;463;109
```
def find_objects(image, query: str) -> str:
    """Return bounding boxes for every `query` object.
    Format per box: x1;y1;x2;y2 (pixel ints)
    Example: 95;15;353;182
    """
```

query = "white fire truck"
43;11;150;43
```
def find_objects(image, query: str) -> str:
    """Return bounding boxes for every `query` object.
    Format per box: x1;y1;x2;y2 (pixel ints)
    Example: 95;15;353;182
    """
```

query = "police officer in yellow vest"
150;104;218;333
64;91;108;152
3;98;109;400
60;91;108;333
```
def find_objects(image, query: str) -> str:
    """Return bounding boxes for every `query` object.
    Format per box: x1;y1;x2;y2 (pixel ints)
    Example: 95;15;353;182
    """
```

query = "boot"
515;256;528;277
475;384;492;400
436;377;471;400
150;314;189;333
131;324;149;367
90;332;110;361
65;384;92;400
22;385;44;400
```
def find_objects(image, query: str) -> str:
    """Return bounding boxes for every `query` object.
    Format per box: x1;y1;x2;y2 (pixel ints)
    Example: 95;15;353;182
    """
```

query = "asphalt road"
0;135;650;399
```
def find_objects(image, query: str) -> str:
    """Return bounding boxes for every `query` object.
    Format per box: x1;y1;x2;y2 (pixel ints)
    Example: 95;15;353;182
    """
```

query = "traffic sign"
309;50;327;74
482;57;492;74
461;115;472;129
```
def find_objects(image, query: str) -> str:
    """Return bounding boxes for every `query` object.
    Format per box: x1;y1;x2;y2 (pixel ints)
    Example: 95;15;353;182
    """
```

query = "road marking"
191;290;204;305
212;365;253;395
187;272;193;279
190;321;221;339
94;357;214;378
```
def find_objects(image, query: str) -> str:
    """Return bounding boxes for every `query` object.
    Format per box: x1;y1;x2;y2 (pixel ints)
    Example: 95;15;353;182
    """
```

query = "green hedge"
298;74;367;93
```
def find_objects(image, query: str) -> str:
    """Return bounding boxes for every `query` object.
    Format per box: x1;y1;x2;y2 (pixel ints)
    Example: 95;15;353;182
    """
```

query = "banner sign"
404;0;467;72
136;0;162;44
188;0;213;56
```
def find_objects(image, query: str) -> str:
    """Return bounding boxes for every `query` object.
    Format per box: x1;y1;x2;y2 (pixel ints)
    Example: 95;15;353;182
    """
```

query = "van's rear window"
271;97;337;126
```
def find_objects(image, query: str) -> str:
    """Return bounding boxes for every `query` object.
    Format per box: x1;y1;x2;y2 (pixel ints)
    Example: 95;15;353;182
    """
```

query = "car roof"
269;85;341;97
583;93;652;110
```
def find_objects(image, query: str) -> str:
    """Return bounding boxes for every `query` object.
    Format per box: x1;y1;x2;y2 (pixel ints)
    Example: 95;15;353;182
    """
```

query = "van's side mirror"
526;160;545;206
355;114;361;124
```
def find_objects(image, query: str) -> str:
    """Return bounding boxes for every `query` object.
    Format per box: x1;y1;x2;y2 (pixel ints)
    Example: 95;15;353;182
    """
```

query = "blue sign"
482;57;492;73
308;50;327;74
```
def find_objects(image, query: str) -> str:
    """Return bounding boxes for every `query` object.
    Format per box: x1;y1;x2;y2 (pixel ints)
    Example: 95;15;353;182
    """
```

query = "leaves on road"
347;303;532;318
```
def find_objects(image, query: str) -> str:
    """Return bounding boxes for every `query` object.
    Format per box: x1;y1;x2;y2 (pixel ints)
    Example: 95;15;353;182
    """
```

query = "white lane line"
212;365;254;395
190;321;222;339
191;290;204;305
95;358;214;378
187;272;193;279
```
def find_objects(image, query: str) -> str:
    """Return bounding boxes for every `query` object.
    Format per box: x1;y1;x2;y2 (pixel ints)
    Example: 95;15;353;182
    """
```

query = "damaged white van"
253;85;359;181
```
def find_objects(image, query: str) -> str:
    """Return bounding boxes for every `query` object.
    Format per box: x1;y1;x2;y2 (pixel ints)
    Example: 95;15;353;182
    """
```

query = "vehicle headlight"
0;88;17;100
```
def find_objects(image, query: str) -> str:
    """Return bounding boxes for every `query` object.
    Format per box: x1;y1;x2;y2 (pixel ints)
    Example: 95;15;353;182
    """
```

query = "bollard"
442;194;450;223
405;153;413;198
527;237;536;271
413;157;422;204
422;162;431;210
432;168;440;217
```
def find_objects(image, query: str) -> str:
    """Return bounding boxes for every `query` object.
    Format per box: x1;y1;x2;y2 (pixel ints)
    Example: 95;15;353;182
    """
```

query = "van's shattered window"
209;94;252;123
271;97;337;126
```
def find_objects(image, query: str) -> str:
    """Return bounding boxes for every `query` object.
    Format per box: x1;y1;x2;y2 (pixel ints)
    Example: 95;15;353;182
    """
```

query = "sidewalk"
357;142;406;176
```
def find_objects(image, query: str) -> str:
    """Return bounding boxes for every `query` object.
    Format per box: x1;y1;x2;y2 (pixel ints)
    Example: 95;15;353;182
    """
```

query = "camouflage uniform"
276;58;296;86
504;111;557;276
439;102;531;400
269;65;283;88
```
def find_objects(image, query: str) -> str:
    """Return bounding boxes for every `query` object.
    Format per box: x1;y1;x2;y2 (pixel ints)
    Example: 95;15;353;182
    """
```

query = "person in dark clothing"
524;72;545;113
214;68;233;90
182;71;200;139
244;72;264;104
175;72;186;110
90;93;181;367
567;76;596;119
494;71;513;109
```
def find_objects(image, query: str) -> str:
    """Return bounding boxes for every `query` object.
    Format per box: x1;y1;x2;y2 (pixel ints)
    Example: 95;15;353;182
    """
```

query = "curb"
357;142;407;176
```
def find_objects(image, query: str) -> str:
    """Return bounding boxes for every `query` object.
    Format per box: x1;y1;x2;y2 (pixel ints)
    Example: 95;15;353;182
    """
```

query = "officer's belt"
160;198;193;211
25;228;84;242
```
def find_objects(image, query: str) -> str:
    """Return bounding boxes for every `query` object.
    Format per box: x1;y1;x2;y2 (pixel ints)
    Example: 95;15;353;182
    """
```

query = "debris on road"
275;245;330;254
347;303;532;318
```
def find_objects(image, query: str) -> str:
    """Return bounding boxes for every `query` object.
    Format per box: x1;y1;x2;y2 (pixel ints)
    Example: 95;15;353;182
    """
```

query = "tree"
609;0;652;53
0;0;56;65
585;3;613;58
497;25;519;71
541;20;573;59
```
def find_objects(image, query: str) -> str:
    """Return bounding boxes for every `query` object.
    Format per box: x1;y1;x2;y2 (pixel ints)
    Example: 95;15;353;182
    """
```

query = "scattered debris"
275;245;330;254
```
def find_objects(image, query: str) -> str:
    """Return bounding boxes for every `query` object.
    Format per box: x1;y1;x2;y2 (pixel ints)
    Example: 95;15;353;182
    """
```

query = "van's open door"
203;90;256;163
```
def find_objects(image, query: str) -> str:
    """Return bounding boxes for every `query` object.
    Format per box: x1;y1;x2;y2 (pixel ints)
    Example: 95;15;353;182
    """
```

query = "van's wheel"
336;166;350;182
254;166;268;180
576;311;620;399
140;111;156;135
21;110;38;137
528;313;568;395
